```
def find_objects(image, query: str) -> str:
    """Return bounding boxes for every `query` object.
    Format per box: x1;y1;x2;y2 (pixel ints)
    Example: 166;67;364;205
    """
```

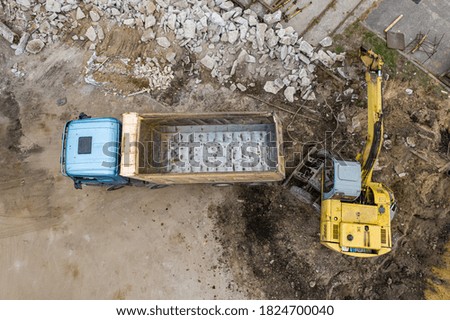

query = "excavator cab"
322;159;361;201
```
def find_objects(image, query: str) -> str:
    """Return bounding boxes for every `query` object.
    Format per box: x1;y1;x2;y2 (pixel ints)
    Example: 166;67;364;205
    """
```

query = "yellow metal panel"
340;223;381;250
341;203;378;224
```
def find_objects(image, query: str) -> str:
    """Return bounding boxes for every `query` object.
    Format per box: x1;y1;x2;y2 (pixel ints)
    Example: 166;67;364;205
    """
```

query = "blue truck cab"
60;114;129;189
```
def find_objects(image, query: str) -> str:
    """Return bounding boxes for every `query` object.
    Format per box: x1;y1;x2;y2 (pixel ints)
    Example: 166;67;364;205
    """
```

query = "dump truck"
61;112;285;189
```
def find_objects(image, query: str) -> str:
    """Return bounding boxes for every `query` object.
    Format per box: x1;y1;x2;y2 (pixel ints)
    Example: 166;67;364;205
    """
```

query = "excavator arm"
357;47;384;187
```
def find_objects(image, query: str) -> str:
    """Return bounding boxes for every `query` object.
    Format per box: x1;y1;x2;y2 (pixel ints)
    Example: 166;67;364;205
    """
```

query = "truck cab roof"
63;117;121;178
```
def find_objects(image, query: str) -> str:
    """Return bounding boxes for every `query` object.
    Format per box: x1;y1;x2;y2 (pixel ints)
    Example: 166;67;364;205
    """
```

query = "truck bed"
121;112;285;184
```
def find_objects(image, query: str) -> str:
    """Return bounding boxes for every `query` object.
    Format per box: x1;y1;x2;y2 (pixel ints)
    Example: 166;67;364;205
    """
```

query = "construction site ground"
1;2;449;299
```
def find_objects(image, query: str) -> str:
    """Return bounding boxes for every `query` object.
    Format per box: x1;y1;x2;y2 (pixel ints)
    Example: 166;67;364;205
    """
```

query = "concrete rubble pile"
1;0;345;101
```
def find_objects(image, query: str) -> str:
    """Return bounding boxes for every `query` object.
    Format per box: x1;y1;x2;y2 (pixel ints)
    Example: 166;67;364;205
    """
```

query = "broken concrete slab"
317;50;334;67
145;15;156;29
76;7;85;20
15;32;30;55
89;10;100;22
25;39;45;54
237;83;247;91
256;23;267;49
183;19;196;39
0;21;18;44
264;11;282;25
45;0;61;13
284;86;296;102
85;26;97;42
156;37;171;48
264;80;283;94
141;29;155;42
319;36;333;47
200;55;216;70
299;40;314;57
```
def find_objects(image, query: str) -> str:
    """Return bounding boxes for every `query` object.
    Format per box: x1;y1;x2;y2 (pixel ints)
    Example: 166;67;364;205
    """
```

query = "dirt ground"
0;19;449;299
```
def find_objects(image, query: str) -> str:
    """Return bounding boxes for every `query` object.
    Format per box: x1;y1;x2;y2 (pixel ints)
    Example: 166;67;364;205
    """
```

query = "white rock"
210;12;226;26
406;137;416;148
15;32;30;55
39;20;51;34
72;35;78;41
298;53;310;65
223;11;235;21
123;18;135;26
234;17;247;25
343;88;354;96
111;8;120;16
145;15;156;29
16;0;31;8
284;86;296;102
266;29;279;48
230;83;237;92
274;78;284;88
299;40;314;57
300;77;311;87
25;39;45;54
200;55;216;70
166;52;176;63
259;67;267;77
156;37;171;48
405;88;413;95
298;68;308;79
248;15;258;26
167;14;177;30
256;23;267;48
239;24;248;40
246;54;256;63
45;0;61;13
97;26;104;41
302;90;316;100
89;10;100;22
220;1;234;10
85;26;97;42
280;45;288;60
183;20;196;39
156;0;168;8
264;81;282;94
76;7;85;20
319;36;333;47
317;50;334;67
264;11;282;24
228;30;239;44
141;29;155;42
237;83;247;91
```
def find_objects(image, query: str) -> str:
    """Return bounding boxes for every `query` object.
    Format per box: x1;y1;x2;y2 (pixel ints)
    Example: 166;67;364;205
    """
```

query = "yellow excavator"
320;48;397;257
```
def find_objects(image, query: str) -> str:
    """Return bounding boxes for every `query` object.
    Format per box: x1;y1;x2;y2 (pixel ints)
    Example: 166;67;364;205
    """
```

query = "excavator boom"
357;47;384;186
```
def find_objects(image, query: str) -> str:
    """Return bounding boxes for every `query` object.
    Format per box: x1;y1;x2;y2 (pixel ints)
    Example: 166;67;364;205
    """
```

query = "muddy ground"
0;20;449;299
